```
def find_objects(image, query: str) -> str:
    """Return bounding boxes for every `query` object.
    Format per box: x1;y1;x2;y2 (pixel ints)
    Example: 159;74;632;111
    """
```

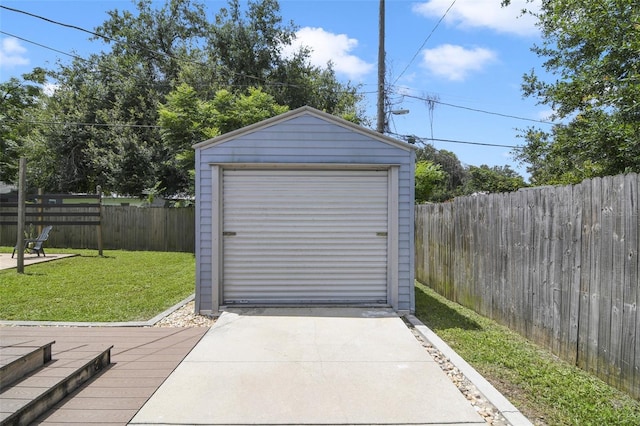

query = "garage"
193;106;416;314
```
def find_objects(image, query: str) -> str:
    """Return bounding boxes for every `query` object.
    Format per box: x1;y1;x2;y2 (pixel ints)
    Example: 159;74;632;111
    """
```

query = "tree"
206;0;365;122
414;161;446;203
463;164;528;194
158;84;288;193
0;71;45;183
13;0;366;195
31;57;148;193
95;0;210;86
504;0;640;184
416;145;468;201
208;0;293;89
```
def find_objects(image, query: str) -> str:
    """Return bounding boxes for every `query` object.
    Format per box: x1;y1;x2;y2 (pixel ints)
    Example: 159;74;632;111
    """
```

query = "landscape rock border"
405;315;533;426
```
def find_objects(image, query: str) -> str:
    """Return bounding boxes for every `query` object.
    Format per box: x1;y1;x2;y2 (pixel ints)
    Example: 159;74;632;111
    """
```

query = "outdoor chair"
12;225;53;258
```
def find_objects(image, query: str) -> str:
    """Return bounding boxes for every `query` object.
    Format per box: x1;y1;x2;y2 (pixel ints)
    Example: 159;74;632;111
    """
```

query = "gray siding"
195;113;415;312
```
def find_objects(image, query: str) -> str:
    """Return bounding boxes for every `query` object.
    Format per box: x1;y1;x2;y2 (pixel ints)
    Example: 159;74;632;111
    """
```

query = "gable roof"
192;105;416;151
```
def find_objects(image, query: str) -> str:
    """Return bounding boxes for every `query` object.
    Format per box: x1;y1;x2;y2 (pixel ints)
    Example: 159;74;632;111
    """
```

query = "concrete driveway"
129;307;486;426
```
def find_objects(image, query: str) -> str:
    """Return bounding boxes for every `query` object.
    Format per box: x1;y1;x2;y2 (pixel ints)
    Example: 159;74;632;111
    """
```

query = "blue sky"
0;0;551;179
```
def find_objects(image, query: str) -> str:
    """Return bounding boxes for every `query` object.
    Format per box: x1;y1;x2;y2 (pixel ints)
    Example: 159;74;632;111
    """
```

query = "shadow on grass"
414;284;482;332
65;254;116;259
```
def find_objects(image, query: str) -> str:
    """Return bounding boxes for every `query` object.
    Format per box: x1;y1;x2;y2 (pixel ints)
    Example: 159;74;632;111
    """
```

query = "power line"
388;131;523;149
427;137;522;149
1;5;372;96
5;118;162;129
0;30;84;62
1;3;541;133
0;5;272;88
399;92;557;125
2;31;546;134
1;5;107;40
392;0;457;85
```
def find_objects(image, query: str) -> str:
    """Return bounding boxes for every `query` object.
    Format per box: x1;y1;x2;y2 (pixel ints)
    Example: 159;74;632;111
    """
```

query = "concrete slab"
0;253;76;270
187;307;429;363
130;308;486;426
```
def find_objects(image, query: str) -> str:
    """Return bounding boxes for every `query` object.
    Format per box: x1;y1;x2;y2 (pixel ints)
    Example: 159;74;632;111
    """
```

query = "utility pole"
376;0;386;133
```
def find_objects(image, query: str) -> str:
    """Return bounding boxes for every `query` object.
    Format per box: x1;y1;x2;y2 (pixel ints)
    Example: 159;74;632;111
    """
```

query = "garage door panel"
224;287;388;303
222;169;388;305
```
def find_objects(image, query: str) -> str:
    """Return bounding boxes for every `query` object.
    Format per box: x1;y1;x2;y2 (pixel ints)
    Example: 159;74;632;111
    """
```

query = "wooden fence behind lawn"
0;205;195;253
415;173;640;399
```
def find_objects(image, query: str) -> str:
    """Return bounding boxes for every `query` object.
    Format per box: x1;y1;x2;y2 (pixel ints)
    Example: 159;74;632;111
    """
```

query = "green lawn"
0;248;195;322
414;281;640;426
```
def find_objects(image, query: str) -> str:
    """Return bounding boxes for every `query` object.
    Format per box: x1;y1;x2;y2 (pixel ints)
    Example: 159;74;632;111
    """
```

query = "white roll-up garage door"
222;168;389;304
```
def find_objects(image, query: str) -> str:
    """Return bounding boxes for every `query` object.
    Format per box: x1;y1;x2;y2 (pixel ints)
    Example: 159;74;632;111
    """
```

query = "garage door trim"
210;164;400;311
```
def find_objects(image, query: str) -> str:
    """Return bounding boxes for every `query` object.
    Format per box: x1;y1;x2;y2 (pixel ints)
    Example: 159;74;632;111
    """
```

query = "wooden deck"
0;326;208;425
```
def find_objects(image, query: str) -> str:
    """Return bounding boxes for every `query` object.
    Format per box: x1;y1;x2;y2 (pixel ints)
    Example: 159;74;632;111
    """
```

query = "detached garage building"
193;106;416;314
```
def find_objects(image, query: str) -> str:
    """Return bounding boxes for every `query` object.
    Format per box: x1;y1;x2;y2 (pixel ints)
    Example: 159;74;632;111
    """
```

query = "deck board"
0;326;208;425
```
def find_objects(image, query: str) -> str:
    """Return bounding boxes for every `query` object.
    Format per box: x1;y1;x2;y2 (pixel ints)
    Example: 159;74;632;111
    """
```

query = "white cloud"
283;27;374;79
412;0;540;37
420;44;497;81
0;37;29;69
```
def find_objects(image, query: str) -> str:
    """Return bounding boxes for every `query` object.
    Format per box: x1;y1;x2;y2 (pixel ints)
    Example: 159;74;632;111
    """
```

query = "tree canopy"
0;70;45;183
414;161;446;203
414;145;528;203
463;165;527;194
158;84;289;194
3;0;531;200
505;0;640;184
4;0;364;196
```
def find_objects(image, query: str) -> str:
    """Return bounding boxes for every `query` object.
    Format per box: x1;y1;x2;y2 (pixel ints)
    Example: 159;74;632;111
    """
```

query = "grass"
414;281;640;426
0;247;195;322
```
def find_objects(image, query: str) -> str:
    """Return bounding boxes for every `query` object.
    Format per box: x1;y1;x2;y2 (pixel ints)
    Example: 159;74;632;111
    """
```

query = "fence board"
598;176;614;383
577;179;592;371
620;176;638;387
587;177;603;376
610;175;626;389
0;206;194;252
415;173;640;399
523;188;535;340
550;187;563;356
568;183;582;364
630;174;640;398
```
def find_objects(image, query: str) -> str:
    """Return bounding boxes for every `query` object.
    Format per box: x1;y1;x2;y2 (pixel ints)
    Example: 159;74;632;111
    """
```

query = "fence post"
16;158;26;273
37;187;44;235
96;185;103;256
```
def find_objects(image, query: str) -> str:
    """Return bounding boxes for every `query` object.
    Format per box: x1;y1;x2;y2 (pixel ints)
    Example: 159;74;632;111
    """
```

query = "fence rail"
0;205;195;253
0;193;101;226
415;173;640;399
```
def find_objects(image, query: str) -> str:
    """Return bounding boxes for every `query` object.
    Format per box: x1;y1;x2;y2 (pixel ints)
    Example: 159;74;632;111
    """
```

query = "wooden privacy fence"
0;205;194;253
100;205;194;252
0;192;103;254
415;173;640;399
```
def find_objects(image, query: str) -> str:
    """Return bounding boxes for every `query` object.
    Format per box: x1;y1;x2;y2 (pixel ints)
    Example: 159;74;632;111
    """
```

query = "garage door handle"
376;232;387;237
223;232;236;236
